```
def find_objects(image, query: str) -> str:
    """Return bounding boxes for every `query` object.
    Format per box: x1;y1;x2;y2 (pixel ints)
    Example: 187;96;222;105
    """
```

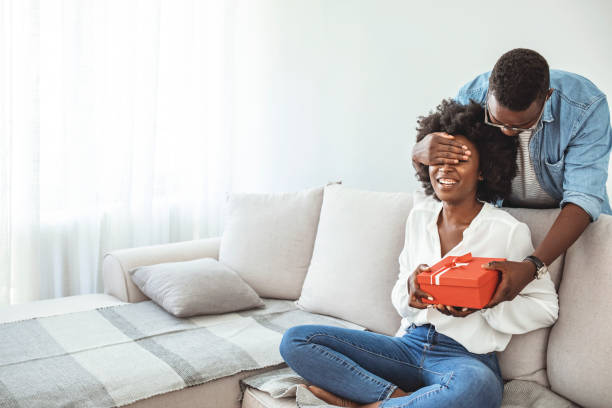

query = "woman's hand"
412;132;471;166
408;265;435;309
434;304;478;318
408;264;478;317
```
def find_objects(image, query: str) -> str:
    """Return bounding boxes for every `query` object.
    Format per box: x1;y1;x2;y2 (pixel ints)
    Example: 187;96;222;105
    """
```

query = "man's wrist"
521;259;537;276
523;259;538;282
523;255;548;279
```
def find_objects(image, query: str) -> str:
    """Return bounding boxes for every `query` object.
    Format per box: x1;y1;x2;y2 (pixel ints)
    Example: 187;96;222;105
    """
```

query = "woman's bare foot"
305;385;360;407
299;384;409;408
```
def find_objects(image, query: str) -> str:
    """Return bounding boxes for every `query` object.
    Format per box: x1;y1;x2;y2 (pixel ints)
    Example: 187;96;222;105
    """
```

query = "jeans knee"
279;325;313;364
463;370;502;407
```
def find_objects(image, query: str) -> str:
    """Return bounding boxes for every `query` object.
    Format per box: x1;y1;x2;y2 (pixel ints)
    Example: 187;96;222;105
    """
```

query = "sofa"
2;184;611;408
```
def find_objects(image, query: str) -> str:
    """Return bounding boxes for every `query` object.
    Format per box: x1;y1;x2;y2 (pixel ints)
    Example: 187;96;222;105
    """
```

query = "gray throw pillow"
129;258;264;317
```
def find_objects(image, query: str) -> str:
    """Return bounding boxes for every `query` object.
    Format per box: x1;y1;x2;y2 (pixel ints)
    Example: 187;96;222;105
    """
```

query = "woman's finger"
435;304;451;315
413;288;433;302
409;293;429;309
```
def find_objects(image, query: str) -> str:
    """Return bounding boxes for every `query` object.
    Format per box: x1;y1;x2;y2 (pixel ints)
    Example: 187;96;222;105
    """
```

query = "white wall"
230;0;612;196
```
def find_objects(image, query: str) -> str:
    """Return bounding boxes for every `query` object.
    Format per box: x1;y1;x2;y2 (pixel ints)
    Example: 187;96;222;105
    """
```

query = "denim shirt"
455;69;612;221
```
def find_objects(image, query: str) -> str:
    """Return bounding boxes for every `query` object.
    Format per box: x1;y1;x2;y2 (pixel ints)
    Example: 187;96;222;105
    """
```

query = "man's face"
486;91;548;136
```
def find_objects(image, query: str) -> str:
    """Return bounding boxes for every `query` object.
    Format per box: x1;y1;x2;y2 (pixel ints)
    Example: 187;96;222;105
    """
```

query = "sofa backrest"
498;207;564;387
546;213;612;408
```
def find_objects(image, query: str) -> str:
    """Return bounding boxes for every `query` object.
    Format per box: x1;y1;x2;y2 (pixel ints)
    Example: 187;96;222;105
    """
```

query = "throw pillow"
129;258;264;317
297;184;413;335
218;186;324;300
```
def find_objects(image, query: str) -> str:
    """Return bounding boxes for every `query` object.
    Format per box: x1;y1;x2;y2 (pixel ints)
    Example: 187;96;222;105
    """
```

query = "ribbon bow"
428;252;473;285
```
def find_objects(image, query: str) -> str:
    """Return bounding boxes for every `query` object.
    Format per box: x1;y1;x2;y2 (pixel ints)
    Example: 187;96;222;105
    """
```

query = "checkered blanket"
0;299;363;408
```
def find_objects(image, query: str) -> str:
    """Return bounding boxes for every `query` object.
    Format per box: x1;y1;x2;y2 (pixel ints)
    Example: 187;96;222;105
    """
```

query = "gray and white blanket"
0;299;363;408
240;368;581;408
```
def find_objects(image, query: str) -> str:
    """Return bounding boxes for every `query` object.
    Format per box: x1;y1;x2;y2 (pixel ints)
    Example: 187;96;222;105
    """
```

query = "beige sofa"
3;195;611;408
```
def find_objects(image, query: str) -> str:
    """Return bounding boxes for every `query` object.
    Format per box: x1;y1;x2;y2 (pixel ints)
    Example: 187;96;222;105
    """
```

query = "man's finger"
434;132;455;140
431;157;461;165
484;284;507;308
438;144;471;156
482;261;504;270
437;138;470;152
436;151;467;161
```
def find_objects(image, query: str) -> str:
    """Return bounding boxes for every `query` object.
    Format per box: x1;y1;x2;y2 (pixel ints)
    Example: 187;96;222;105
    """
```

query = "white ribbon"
429;262;470;285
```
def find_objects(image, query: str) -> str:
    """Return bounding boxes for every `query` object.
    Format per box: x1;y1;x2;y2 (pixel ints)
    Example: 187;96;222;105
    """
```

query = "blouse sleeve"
391;219;423;320
480;222;559;334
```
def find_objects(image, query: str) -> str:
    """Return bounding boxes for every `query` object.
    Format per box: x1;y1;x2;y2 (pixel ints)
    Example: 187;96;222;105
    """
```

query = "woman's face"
428;134;481;204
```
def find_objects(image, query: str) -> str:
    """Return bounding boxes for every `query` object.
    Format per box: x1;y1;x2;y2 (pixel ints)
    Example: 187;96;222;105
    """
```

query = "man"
411;48;612;312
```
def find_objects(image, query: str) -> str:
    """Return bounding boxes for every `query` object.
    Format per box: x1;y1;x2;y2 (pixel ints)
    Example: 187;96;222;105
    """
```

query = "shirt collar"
542;89;555;123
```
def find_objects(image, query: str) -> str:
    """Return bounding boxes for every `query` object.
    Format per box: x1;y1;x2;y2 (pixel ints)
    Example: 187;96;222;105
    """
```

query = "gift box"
417;253;505;309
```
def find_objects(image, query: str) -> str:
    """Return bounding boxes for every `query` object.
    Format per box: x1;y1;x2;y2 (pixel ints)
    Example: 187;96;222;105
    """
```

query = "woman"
279;100;559;408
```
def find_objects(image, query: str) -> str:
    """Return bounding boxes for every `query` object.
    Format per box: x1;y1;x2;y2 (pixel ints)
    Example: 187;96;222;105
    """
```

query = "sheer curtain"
0;0;234;305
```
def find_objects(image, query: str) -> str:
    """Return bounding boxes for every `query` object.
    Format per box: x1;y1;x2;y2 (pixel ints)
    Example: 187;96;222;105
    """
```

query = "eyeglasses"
484;91;545;134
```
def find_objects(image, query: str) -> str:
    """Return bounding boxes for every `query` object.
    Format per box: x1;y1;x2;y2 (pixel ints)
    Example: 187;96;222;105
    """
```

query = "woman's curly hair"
416;99;517;203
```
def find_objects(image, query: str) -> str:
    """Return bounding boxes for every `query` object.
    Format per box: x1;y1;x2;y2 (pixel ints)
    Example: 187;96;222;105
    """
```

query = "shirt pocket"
543;156;565;177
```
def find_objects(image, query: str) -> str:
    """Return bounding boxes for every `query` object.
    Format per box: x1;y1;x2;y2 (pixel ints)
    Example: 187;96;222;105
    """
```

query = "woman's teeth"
438;178;458;185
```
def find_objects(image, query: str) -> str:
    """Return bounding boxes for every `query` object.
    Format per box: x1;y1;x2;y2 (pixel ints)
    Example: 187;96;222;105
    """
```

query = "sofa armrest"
102;236;222;303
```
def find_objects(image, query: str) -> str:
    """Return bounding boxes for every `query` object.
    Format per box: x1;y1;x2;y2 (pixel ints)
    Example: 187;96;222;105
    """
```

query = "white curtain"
0;0;233;305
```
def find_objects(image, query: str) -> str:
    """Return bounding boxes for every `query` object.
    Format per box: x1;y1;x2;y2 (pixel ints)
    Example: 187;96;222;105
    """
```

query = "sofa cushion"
129;258;264;317
547;213;612;408
497;208;564;387
297;184;412;335
219;187;324;300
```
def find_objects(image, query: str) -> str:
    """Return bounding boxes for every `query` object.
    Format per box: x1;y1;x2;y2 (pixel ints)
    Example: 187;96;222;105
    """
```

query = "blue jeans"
279;323;503;408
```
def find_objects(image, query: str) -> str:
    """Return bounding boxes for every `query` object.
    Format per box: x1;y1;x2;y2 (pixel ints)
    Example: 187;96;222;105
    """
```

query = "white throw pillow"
129;258;264;317
218;186;324;300
297;184;413;335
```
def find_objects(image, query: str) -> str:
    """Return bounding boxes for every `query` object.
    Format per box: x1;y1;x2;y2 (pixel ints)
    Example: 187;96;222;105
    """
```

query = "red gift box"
416;253;504;309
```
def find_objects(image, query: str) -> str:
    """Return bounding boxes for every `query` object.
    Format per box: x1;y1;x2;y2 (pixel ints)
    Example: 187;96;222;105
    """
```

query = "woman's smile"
436;177;459;188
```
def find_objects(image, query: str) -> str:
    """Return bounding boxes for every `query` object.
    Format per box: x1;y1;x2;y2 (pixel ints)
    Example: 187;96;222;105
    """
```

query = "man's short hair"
489;48;550;111
415;99;517;203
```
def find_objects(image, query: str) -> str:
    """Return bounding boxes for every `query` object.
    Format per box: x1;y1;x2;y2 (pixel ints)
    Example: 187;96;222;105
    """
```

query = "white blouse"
391;193;559;354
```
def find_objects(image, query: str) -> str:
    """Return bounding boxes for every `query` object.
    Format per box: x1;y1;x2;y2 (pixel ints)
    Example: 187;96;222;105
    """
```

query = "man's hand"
482;260;536;308
408;265;435;309
412;132;471;167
